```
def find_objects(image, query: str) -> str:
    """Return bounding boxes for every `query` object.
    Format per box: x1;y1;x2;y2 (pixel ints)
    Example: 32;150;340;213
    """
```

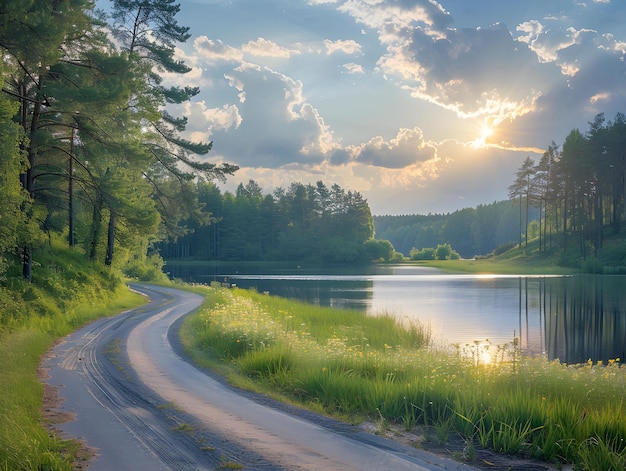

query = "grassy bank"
412;256;579;275
181;285;626;470
0;242;147;470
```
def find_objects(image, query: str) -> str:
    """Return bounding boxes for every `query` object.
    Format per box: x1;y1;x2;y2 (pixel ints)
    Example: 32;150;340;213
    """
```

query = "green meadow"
0;243;146;470
181;285;626;470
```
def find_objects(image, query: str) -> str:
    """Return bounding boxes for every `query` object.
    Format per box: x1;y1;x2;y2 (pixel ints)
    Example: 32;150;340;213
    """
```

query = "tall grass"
0;240;146;470
182;286;626;470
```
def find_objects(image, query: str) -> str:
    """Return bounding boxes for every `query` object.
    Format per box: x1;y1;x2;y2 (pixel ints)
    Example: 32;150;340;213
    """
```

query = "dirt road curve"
43;284;476;471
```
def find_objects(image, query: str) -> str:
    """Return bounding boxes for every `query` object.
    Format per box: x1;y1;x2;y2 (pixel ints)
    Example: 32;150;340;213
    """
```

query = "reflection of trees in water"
520;276;626;364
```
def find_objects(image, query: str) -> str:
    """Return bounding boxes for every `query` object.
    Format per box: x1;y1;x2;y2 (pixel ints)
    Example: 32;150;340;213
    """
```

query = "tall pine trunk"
68;129;75;247
105;212;115;266
20;79;42;281
89;193;104;261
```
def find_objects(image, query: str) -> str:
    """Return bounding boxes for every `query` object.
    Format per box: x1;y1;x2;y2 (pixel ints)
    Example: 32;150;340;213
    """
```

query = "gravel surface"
42;284;479;470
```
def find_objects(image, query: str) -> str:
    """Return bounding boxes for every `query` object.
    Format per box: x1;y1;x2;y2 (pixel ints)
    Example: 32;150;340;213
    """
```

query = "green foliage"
506;113;626;264
375;200;523;259
435;243;460;260
410;244;459;260
0;63;31;276
410;247;436;260
183;287;626;469
0;0;236;279
124;253;169;282
364;239;395;262
492;241;517;256
0;241;146;470
160;180;376;264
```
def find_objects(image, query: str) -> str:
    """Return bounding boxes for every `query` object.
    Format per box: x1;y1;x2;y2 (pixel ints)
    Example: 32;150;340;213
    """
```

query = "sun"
470;124;495;149
479;124;494;142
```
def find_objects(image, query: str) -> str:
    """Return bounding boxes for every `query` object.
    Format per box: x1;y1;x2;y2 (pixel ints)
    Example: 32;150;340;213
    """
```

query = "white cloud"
324;39;362;55
598;33;626;55
160;65;208;87
203;62;340;168
194;36;243;63
516;24;598;75
379;23;549;122
342;62;364;74
242;38;300;58
338;0;451;39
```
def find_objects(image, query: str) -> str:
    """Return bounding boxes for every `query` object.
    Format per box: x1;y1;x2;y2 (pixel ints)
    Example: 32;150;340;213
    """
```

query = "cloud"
384;23;551;122
194;36;243;63
516;23;598;76
204;62;339;168
598;33;626;55
351;127;437;169
342;62;364;74
324;39;362;55
172;0;626;215
338;0;452;39
242;37;300;58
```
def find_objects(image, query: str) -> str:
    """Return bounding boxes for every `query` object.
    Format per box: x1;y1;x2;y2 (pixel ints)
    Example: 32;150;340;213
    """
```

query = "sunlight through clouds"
157;0;626;214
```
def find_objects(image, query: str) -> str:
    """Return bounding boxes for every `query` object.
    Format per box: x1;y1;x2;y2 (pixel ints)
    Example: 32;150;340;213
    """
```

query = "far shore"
164;257;581;276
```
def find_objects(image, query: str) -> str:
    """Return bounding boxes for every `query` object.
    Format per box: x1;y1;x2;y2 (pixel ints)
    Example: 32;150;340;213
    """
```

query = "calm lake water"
167;263;626;364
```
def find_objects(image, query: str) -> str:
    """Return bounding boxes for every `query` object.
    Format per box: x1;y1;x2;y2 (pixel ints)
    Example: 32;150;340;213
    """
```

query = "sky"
107;0;626;215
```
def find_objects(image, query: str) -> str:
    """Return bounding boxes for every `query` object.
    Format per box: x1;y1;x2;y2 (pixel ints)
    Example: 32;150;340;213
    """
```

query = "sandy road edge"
39;339;98;470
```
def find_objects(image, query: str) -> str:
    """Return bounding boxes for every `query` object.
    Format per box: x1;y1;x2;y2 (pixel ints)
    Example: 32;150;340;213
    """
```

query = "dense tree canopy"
0;0;236;280
508;112;626;266
159;180;377;263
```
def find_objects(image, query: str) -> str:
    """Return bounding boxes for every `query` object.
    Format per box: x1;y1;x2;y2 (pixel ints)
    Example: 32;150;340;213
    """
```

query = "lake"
166;263;626;364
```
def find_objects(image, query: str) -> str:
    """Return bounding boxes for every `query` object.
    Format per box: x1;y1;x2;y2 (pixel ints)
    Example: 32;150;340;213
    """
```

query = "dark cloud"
399;23;555;116
354;128;436;168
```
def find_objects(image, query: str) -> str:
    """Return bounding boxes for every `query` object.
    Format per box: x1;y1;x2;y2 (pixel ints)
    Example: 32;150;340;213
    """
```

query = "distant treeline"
158;180;393;263
374;200;533;258
160;179;529;262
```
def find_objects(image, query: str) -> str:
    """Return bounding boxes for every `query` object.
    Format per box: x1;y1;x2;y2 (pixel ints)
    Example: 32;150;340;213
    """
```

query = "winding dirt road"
43;284;475;470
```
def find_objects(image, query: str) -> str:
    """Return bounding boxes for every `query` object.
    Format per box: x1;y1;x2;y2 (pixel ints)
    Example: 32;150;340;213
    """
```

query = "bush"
411;244;460;260
390;251;404;262
582;256;604;274
410;247;436;260
435;243;460;260
124;254;168;282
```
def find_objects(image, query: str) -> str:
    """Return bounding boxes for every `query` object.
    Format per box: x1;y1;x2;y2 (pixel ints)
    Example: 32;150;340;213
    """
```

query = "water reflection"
166;263;626;363
531;276;626;364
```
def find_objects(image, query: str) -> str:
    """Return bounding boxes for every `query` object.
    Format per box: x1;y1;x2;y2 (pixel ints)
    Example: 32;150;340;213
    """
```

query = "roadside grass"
0;241;146;470
181;285;626;470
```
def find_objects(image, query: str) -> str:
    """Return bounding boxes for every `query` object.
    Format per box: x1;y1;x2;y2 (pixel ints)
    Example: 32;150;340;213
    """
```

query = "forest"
2;2;625;280
157;180;390;263
0;0;238;282
508;112;626;267
374;200;530;258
